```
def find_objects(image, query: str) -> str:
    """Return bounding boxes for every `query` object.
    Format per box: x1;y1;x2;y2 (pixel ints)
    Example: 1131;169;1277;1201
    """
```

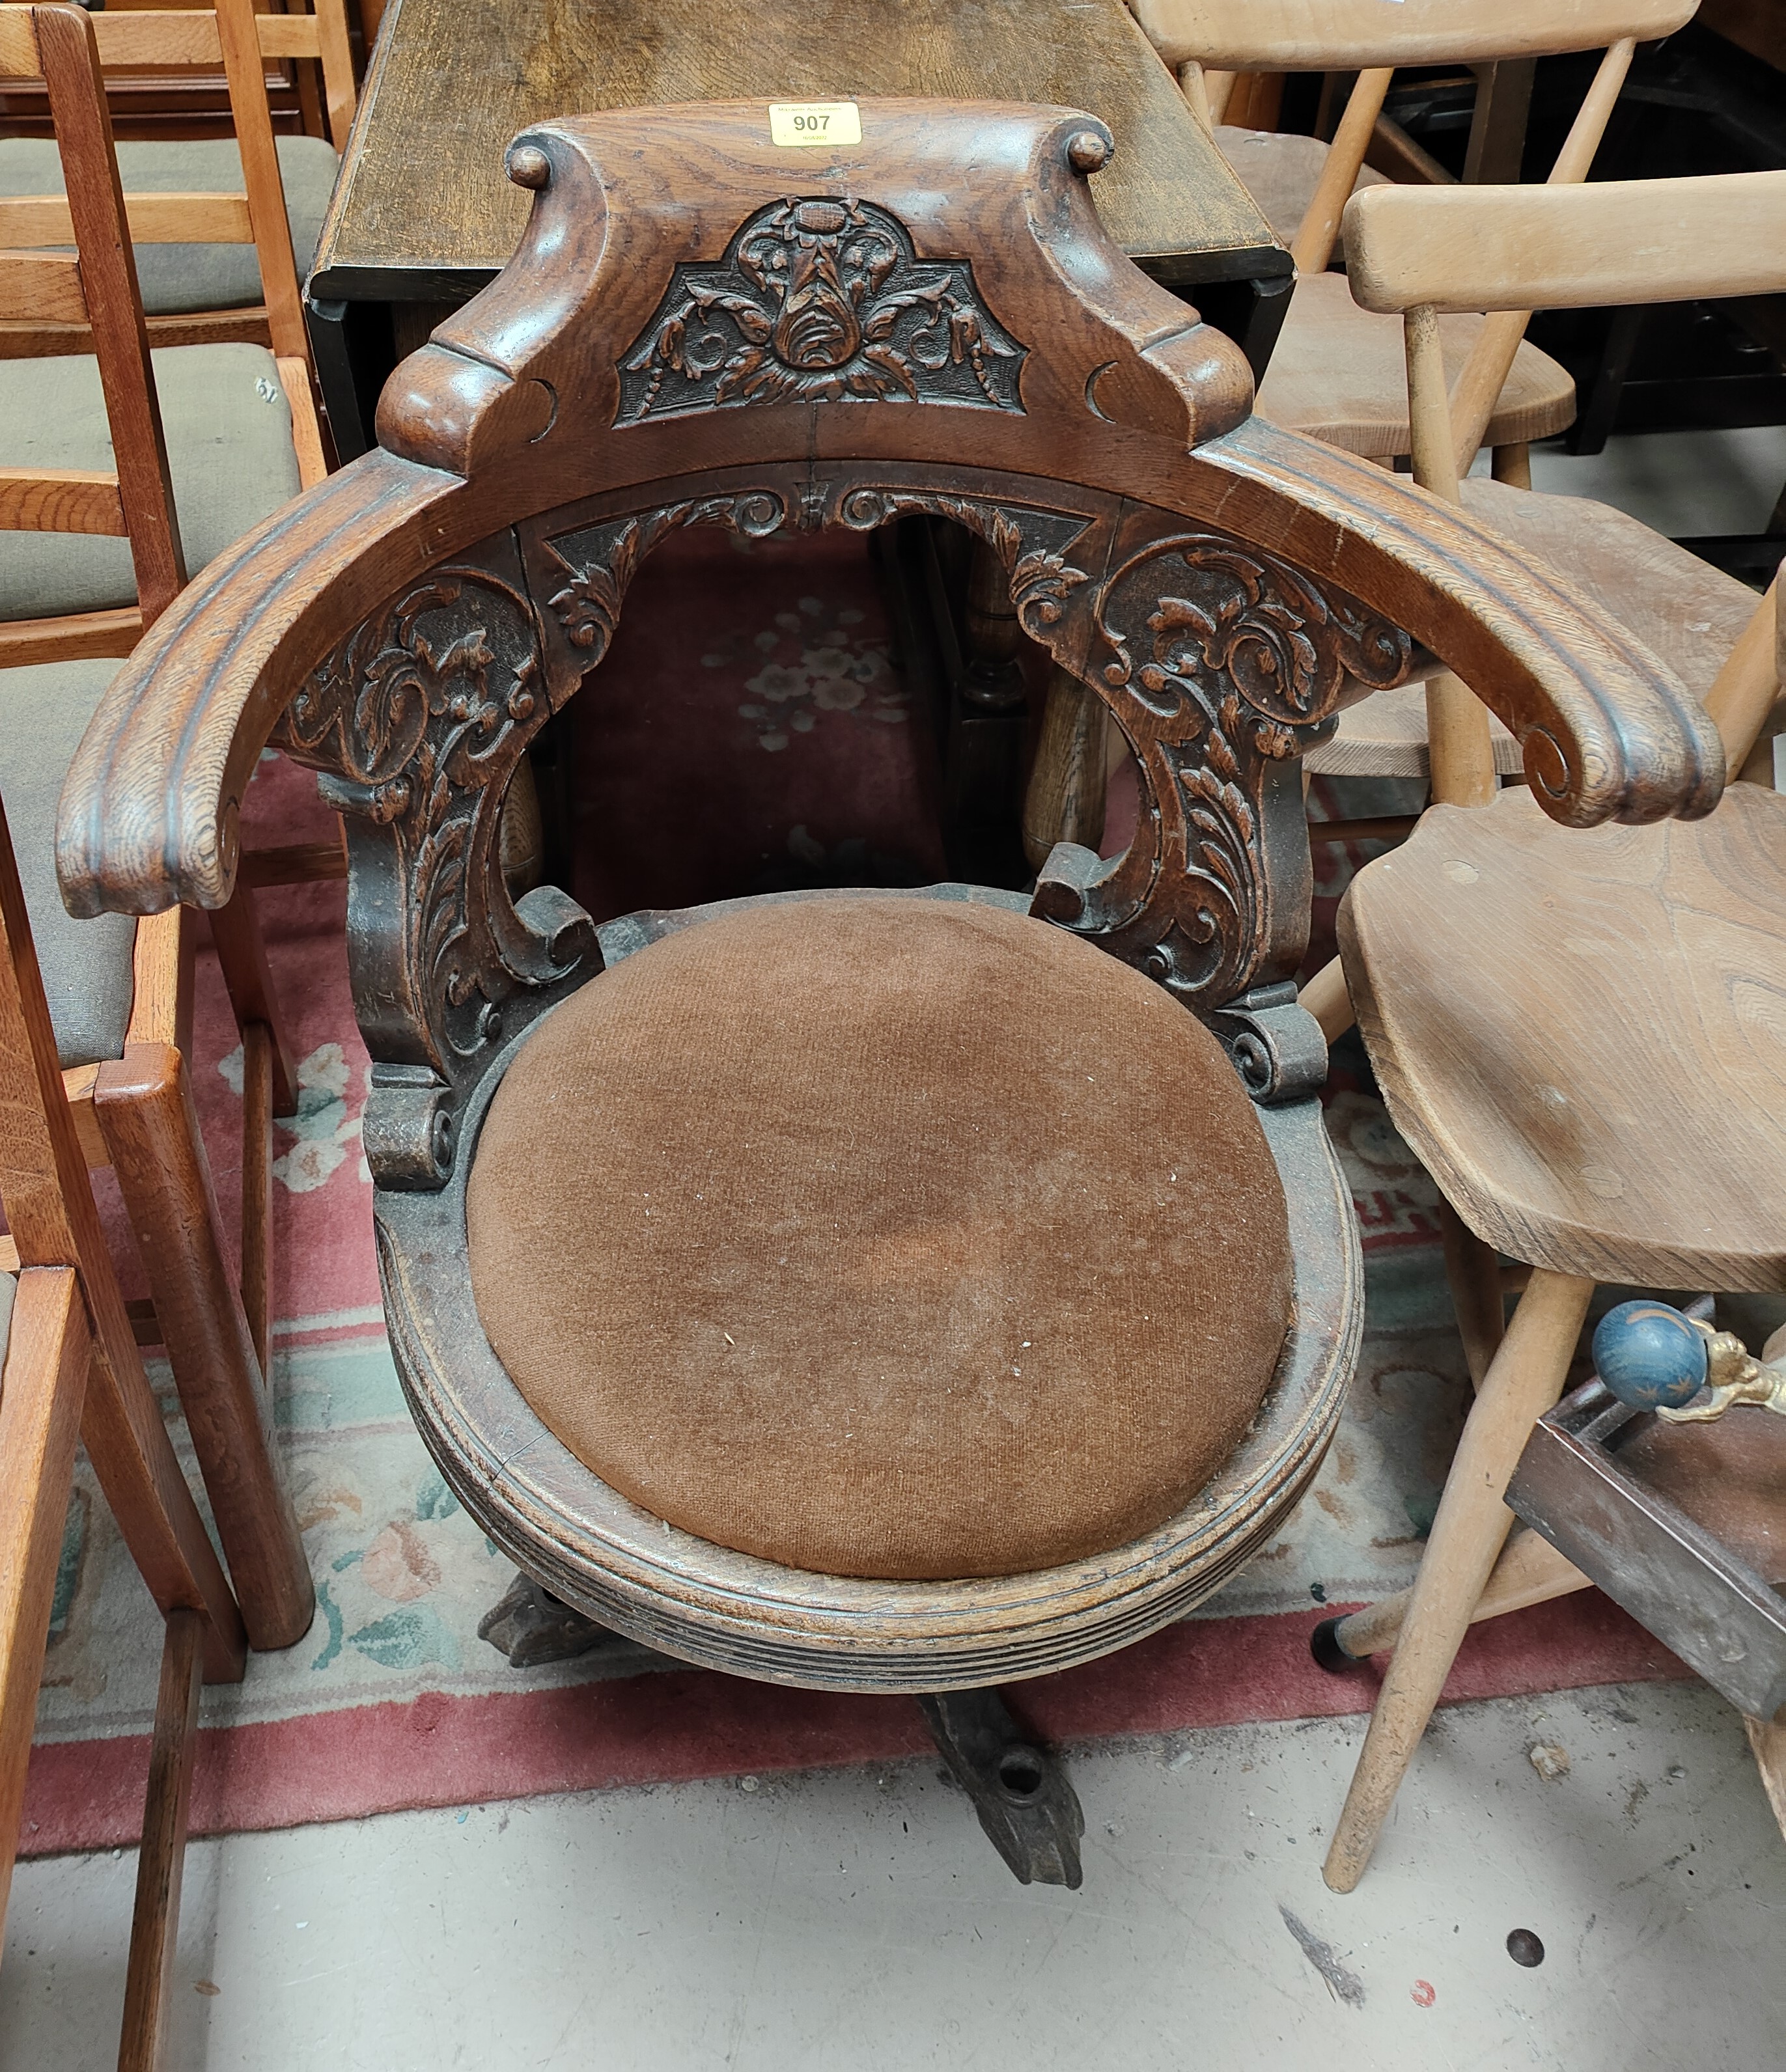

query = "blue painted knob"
1592;1300;1707;1411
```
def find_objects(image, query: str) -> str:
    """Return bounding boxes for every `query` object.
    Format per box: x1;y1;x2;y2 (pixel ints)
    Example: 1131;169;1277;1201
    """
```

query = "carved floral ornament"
616;197;1027;422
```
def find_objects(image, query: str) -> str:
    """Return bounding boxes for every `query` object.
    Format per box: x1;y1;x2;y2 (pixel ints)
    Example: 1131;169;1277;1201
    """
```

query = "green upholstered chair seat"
0;659;137;1068
0;342;302;622
466;894;1295;1582
0;133;337;315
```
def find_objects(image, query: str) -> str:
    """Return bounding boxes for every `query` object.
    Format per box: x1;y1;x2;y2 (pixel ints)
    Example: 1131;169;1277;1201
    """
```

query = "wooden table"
306;0;1290;454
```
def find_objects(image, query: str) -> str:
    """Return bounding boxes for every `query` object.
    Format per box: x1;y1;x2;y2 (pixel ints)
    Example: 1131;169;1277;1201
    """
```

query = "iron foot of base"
918;1689;1084;1888
478;1573;615;1667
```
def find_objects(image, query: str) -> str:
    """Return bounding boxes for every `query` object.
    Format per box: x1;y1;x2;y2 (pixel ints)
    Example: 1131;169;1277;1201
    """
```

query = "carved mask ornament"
617;196;1027;421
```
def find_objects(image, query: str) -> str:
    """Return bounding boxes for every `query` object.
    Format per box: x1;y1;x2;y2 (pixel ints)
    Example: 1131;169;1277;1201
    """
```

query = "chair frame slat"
0;465;128;536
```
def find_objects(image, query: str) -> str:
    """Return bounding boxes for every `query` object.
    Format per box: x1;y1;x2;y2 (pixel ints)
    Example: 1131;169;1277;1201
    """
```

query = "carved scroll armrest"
58;453;462;918
1188;415;1725;825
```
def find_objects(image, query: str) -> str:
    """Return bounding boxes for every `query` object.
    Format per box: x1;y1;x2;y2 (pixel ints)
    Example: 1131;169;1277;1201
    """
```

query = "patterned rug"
21;529;1692;1856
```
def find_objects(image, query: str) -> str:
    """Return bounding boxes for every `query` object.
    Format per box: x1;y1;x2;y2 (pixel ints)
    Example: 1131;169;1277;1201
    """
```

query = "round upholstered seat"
466;894;1292;1582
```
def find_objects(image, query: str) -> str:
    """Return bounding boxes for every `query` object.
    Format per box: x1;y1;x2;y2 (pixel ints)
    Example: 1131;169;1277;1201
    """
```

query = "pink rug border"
20;1594;1689;1859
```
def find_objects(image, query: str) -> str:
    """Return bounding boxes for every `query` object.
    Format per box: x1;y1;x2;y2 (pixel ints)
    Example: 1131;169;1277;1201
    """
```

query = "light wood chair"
55;100;1720;1881
0;788;249;2070
1127;0;1694;466
1305;153;1767;800
0;0;356;361
1022;0;1694;864
1291;167;1786;1890
0;1;319;1652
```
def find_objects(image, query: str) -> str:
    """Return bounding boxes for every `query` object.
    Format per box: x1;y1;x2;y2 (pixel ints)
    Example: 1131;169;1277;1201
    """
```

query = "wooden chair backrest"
1343;167;1786;781
1131;0;1697;70
72;0;356;146
1134;0;1697;276
1344;168;1786;316
1;1;327;368
0;1;326;634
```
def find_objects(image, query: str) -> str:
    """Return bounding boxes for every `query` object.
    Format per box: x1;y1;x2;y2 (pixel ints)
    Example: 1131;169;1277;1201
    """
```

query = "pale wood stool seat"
1310;479;1757;780
1213;124;1386;251
1458;477;1759;691
1310;680;1520;782
1339;784;1786;1291
1257;272;1577;460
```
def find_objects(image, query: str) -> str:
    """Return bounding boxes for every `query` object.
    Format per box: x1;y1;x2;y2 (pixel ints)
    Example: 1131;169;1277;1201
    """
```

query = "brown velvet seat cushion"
466;895;1292;1581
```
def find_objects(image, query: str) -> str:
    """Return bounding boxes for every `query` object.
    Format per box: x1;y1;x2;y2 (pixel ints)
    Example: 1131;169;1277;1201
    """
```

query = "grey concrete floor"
3;1676;1781;2070
1523;422;1786;538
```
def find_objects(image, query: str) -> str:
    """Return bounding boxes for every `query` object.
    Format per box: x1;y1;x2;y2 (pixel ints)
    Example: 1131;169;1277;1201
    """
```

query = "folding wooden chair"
0;788;247;2069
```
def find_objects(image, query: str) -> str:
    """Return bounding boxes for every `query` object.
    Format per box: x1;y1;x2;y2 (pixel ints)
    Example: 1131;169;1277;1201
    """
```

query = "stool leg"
1313;1523;1591;1668
1745;1714;1786;1846
1322;1269;1593;1892
1437;1199;1506;1390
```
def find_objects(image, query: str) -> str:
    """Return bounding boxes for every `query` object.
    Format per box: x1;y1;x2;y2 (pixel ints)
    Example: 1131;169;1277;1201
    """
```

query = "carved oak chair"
0;792;249;2067
1291;171;1786;1891
57;100;1717;1881
0;2;316;1653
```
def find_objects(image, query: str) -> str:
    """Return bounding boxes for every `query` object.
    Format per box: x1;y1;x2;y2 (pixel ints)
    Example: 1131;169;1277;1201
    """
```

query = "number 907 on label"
768;102;863;148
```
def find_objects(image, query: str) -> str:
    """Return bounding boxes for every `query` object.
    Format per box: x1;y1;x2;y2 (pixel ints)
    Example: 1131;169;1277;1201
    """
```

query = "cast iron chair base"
478;1572;619;1668
917;1689;1085;1888
479;1570;1085;1886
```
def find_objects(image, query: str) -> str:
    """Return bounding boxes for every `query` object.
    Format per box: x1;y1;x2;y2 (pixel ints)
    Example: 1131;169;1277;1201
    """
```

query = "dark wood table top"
311;0;1286;301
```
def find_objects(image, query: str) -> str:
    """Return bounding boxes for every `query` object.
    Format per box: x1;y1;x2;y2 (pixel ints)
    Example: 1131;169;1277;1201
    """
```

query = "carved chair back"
57;100;1721;1191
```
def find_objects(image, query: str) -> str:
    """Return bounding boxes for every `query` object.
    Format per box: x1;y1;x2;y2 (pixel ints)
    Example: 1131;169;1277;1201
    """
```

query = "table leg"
1183;271;1296;381
305;294;370;462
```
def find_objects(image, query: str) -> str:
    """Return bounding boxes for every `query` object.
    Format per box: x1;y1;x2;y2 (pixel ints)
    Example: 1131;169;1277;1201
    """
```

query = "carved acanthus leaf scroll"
543;492;785;665
272;477;1416;1168
274;538;599;1187
834;486;1093;659
1033;529;1410;1053
617;199;1026;424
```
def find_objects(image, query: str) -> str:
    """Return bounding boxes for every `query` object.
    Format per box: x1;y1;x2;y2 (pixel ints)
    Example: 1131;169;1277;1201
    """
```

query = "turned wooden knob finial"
1067;130;1110;174
508;145;551;190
